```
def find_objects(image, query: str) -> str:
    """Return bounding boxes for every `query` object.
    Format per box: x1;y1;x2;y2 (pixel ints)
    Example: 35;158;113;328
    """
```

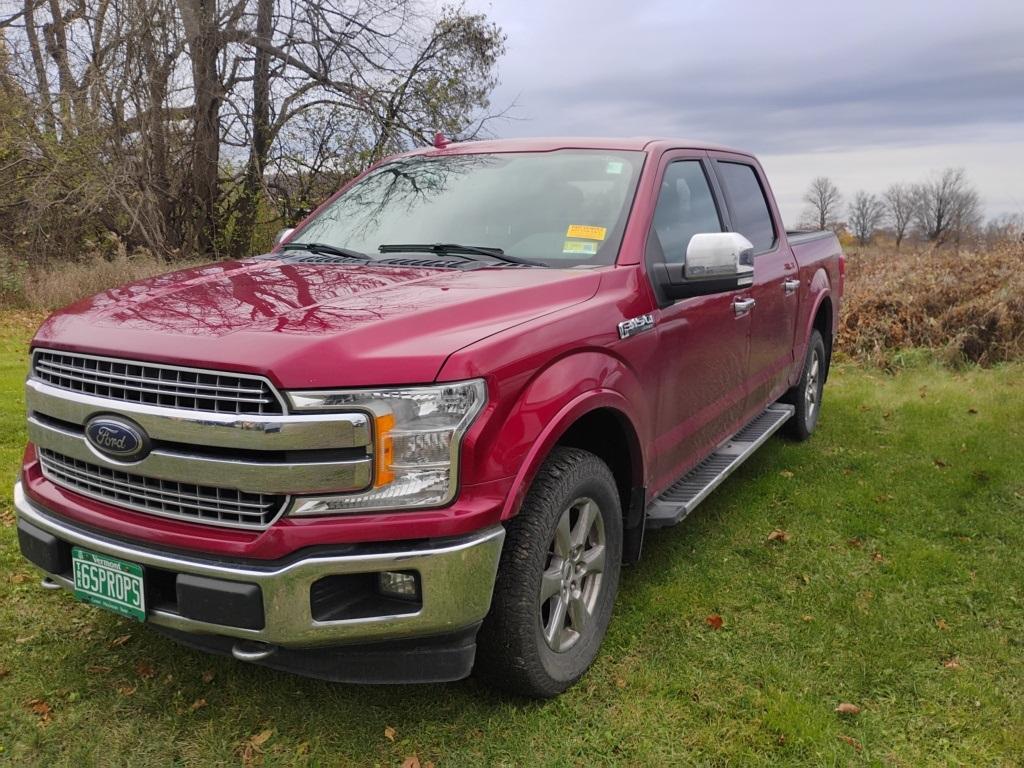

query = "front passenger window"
650;161;722;264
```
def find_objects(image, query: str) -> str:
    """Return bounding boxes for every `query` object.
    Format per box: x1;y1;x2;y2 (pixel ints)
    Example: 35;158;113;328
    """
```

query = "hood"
32;258;602;388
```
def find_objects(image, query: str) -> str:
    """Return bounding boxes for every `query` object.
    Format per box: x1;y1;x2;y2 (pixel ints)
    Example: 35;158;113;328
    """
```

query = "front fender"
462;351;650;522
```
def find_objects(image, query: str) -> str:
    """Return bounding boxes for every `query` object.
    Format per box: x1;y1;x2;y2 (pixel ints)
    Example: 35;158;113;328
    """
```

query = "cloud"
467;0;1024;216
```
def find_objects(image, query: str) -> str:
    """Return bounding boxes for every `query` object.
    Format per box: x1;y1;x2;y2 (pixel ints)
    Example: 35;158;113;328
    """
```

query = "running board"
645;403;794;529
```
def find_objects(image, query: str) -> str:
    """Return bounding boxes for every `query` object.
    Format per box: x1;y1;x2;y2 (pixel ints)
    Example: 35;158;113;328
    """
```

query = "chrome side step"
646;403;794;529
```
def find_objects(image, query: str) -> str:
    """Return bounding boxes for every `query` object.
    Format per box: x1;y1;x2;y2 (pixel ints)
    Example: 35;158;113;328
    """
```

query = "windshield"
289;149;645;267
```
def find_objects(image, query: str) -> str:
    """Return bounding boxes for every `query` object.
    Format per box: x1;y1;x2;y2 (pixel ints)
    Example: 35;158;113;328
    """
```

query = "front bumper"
14;481;505;651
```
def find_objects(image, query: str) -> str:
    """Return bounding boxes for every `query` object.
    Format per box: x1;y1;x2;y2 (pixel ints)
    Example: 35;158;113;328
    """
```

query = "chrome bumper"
14;481;504;648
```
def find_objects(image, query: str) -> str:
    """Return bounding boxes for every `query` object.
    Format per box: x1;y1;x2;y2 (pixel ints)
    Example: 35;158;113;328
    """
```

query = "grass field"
1;313;1023;766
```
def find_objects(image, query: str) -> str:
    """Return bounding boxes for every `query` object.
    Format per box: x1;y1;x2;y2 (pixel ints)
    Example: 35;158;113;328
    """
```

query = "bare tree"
0;0;506;261
847;191;885;246
801;176;843;231
882;183;914;250
912;168;982;248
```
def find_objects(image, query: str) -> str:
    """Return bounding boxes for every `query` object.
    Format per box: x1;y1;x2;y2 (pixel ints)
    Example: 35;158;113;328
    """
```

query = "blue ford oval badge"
85;417;150;462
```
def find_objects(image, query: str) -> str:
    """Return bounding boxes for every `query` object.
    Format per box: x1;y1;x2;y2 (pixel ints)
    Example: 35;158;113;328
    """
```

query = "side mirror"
273;227;295;247
652;232;755;302
684;233;755;280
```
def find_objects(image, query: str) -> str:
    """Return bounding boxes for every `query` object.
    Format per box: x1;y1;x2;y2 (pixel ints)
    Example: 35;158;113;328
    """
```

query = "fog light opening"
377;570;419;601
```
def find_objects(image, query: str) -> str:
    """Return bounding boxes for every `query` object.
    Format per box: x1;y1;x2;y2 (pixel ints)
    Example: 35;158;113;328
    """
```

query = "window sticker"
565;224;607;240
563;240;598;255
606;161;624;175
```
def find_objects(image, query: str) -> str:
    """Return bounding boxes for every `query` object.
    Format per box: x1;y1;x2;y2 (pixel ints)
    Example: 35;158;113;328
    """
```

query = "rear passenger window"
717;162;776;251
650;161;722;264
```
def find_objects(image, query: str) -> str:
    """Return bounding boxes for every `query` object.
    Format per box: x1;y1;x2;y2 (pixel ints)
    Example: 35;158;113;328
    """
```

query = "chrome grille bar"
32;350;284;415
38;448;286;529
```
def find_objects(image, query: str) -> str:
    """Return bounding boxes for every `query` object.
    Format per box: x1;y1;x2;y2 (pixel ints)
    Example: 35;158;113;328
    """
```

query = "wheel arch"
500;390;646;527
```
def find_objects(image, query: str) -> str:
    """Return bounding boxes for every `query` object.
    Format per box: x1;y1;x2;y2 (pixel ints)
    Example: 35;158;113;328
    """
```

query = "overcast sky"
466;0;1023;226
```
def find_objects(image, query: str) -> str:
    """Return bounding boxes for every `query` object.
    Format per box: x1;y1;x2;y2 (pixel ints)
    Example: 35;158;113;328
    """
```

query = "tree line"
0;0;505;263
800;169;1020;248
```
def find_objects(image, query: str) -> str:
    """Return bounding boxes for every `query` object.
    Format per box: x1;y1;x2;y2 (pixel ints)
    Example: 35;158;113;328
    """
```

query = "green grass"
1;314;1023;766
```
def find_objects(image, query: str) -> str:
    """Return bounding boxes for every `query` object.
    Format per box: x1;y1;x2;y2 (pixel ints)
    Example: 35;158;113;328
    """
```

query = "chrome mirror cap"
684;232;755;281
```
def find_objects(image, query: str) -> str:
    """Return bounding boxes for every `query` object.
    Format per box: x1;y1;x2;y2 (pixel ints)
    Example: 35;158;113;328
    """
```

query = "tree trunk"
228;0;273;258
178;0;222;257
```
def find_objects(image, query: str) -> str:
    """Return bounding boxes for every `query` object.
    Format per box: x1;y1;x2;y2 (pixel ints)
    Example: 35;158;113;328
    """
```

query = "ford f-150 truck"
14;137;842;698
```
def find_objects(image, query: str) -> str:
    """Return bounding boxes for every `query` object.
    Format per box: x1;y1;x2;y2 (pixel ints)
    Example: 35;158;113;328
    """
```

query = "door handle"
783;278;801;295
733;297;756;317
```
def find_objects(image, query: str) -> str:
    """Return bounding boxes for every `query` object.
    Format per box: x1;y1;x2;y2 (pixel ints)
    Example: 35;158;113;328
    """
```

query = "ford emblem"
85;416;151;462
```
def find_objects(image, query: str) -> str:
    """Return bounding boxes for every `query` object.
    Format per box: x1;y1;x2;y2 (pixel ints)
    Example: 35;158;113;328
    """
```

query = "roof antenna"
433;132;450;149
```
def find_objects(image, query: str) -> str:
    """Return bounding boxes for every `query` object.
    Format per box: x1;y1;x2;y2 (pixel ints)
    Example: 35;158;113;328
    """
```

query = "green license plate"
72;547;146;622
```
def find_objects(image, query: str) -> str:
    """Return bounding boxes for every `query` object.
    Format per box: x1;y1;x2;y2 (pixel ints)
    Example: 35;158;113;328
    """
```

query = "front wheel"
783;329;827;441
475;447;622;698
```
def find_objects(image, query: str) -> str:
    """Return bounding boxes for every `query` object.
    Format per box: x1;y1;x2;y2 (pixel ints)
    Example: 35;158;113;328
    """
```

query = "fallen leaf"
837;734;863;752
190;698;207;712
11;573;27;584
767;529;791;543
847;537;864;549
936;618;950;631
110;634;131;647
933;458;948;468
250;729;273;748
882;410;892;419
835;702;861;715
201;670;215;684
401;757;421;768
943;656;961;669
384;725;396;742
614;677;627;689
27;699;52;723
116;684;137;697
135;662;156;680
705;614;724;630
801;615;814;623
86;665;112;674
15;635;36;644
967;408;978;415
871;551;884;563
779;470;794;479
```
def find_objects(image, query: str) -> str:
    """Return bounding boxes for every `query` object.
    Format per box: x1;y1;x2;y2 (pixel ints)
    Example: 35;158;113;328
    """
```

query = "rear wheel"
783;329;827;441
475;447;622;698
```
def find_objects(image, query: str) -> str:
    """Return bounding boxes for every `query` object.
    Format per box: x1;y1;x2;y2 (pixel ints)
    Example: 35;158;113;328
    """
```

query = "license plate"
71;547;146;622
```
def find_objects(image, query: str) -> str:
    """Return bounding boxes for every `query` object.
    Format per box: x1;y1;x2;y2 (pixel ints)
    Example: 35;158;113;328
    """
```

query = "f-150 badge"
617;314;655;339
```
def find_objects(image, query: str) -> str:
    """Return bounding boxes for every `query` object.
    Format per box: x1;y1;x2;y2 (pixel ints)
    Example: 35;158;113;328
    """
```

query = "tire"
783;329;827;441
475;446;622;698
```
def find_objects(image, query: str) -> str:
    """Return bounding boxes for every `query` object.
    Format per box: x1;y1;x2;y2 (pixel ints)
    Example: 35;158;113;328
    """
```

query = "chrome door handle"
783;278;801;295
733;297;756;316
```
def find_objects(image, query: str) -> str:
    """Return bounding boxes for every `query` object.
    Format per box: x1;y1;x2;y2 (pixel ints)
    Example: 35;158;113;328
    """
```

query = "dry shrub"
840;243;1024;366
0;250;208;311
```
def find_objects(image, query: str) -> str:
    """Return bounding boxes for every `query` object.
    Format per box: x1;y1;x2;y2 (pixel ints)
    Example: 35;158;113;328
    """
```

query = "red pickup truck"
15;137;842;698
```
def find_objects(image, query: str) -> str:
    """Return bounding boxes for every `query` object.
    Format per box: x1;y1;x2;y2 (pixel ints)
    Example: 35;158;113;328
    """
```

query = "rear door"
711;154;800;408
646;152;753;491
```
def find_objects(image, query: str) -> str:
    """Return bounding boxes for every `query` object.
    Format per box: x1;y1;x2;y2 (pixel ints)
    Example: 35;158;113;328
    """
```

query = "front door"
647;154;753;492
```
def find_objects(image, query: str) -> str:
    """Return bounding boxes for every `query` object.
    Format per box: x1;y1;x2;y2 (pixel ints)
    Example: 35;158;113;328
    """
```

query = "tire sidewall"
794;330;826;438
533;469;622;684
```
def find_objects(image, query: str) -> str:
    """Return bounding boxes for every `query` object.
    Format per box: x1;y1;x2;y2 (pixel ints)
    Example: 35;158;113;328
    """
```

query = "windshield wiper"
378;243;547;267
281;241;372;261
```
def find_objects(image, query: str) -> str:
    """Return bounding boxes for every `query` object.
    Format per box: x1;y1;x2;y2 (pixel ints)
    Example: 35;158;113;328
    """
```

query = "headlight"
286;379;486;514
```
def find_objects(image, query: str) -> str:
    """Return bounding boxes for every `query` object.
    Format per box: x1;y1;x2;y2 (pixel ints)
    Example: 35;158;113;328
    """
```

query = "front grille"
32;350;283;415
38;448;286;530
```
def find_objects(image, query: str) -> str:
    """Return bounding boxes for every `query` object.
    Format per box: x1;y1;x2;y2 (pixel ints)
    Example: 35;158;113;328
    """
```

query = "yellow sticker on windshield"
566;224;607;241
563;240;598;255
